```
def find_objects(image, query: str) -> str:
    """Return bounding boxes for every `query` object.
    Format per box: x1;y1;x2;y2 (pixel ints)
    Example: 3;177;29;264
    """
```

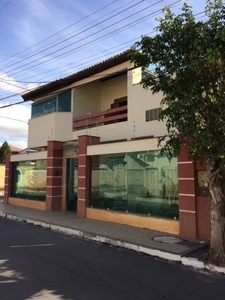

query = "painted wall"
100;74;127;110
72;67;167;142
127;68;167;138
73;81;101;118
72;74;127;116
0;164;5;192
28;112;73;148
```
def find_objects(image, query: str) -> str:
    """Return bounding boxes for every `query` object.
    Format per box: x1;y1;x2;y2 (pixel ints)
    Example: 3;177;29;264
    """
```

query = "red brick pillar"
46;141;63;211
178;145;197;238
4;154;12;204
77;135;100;217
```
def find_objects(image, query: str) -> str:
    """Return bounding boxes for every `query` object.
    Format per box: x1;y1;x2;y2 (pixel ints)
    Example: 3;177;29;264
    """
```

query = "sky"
0;0;207;150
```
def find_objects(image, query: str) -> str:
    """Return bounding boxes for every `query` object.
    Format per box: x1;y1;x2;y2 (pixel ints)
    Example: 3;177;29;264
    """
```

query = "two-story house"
4;50;211;240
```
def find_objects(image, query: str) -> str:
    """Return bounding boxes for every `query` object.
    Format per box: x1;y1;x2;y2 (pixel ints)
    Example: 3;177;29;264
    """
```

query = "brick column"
77;135;100;217
178;145;197;238
4;154;12;204
46;141;63;211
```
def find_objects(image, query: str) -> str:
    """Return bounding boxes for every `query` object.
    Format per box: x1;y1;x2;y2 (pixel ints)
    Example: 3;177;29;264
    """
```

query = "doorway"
67;158;78;211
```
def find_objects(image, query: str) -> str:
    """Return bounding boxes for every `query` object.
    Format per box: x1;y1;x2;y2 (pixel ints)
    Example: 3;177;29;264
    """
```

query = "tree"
0;141;11;164
130;0;225;265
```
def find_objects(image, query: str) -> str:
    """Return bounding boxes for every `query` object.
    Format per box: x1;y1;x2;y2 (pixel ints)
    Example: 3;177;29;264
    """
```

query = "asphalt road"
0;217;224;300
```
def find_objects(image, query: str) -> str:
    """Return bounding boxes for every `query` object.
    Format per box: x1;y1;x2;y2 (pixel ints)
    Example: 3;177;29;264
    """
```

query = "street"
0;217;224;300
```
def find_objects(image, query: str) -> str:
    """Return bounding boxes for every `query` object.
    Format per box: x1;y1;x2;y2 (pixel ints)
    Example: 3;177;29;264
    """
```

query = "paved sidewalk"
0;198;224;274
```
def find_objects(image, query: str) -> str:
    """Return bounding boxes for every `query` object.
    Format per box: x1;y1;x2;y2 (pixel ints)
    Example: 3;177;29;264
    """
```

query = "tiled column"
178;145;197;238
46;141;63;211
4;154;12;204
77;135;100;217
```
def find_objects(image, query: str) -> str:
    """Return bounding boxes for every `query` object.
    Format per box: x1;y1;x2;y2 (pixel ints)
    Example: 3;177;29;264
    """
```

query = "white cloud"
0;73;34;95
0;103;30;149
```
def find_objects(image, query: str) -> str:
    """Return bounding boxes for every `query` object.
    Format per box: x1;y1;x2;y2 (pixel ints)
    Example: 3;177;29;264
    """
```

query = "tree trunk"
206;157;225;266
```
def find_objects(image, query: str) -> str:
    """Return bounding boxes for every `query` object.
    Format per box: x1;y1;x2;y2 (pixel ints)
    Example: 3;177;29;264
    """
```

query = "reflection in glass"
90;151;178;219
11;160;47;201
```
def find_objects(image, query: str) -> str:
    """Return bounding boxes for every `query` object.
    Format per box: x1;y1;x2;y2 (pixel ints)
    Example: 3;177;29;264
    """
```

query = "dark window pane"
58;90;71;112
41;97;56;115
31;104;38;118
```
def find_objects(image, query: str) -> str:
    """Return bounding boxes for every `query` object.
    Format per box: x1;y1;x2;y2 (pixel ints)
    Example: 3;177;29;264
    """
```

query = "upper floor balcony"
73;105;128;131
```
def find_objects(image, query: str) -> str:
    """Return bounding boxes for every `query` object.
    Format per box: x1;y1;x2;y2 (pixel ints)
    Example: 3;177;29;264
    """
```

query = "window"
11;159;47;201
58;90;71;112
146;107;162;122
31;89;71;118
90;151;178;219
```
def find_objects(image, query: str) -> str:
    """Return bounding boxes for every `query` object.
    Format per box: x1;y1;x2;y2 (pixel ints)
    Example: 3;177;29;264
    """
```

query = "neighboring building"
0;146;22;194
10;146;23;154
4;50;210;240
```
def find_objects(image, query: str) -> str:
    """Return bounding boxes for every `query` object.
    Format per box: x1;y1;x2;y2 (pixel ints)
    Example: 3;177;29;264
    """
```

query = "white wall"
127;69;167;139
28;112;73;148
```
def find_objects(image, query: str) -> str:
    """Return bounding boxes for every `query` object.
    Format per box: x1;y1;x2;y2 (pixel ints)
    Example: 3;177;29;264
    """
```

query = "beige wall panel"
100;74;127;111
8;197;46;210
73;81;101;118
11;151;47;162
87;137;161;156
127;69;167;138
72;121;130;141
86;208;179;235
28;112;73;148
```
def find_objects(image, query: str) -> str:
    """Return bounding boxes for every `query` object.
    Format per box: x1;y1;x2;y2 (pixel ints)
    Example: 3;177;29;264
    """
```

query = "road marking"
10;243;54;248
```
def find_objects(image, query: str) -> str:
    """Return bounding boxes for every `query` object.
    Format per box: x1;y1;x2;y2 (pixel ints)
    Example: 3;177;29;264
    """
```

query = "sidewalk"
0;198;224;275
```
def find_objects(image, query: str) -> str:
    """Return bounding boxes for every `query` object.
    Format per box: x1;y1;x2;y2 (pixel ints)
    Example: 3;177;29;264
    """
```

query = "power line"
0;0;118;67
0;101;25;108
0;0;182;86
0;6;205;103
0;0;13;11
0;1;205;103
1;0;147;75
1;0;172;83
0;115;27;123
2;0;118;68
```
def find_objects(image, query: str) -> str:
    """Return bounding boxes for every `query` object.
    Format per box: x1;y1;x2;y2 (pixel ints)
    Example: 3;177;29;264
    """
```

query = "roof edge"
22;49;135;101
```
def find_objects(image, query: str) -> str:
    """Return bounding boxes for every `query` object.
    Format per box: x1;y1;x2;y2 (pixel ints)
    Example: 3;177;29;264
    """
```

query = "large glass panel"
42;97;56;115
67;158;78;211
90;151;178;219
91;154;127;210
31;89;71;118
58;90;71;112
31;104;38;118
31;97;56;118
11;159;47;201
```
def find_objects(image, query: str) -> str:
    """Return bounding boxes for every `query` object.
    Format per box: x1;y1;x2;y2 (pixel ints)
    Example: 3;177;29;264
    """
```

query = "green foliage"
131;0;225;163
0;141;11;164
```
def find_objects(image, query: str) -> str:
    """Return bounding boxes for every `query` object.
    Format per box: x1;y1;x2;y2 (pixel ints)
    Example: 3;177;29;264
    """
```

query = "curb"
1;212;225;275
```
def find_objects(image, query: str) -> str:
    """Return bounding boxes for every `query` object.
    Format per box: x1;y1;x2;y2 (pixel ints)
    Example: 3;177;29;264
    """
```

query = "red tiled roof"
10;146;22;153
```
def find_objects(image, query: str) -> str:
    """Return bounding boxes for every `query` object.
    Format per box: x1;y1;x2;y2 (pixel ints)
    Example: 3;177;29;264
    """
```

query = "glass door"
67;158;78;211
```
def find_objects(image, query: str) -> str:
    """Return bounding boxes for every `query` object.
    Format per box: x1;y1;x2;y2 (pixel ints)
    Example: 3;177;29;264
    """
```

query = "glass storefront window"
11;159;47;201
90;151;178;219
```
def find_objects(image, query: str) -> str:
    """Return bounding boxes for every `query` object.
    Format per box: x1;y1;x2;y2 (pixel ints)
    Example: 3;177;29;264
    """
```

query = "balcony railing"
73;105;127;130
